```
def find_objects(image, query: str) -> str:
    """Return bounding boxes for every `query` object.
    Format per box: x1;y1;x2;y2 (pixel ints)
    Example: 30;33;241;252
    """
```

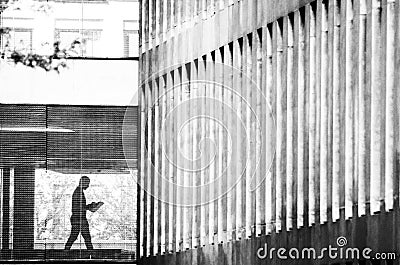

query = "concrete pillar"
208;53;217;245
256;29;266;237
238;37;246;240
224;44;235;242
234;40;243;240
332;0;341;222
153;78;160;255
139;83;147;258
296;9;306;229
182;63;191;250
215;48;225;244
384;0;396;212
344;0;355;220
175;67;183;251
357;0;368;218
13;167;35;250
160;75;167;255
265;24;275;234
191;60;200;248
275;19;285;232
244;34;253;238
147;80;155;256
286;15;295;231
254;30;264;236
1;168;10;253
167;70;175;253
199;57;208;247
370;0;383;215
314;1;321;227
308;4;317;226
320;0;329;225
155;0;161;44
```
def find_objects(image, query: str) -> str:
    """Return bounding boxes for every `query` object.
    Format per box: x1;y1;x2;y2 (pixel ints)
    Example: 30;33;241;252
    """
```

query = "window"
55;29;102;57
123;20;139;57
55;29;80;48
34;169;137;251
82;29;102;57
4;28;33;52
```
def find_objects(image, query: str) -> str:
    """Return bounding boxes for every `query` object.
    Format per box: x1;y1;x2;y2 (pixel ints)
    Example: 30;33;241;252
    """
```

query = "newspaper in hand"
89;202;104;212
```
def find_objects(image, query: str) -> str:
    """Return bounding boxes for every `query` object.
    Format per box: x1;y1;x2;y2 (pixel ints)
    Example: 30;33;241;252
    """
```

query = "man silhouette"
65;176;94;250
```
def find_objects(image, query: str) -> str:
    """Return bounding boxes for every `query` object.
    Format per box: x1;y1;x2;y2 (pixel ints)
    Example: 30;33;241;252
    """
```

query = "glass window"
4;28;33;52
123;20;139;57
34;169;137;252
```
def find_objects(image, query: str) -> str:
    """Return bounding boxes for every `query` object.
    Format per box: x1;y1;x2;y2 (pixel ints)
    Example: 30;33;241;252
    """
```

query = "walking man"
65;176;95;250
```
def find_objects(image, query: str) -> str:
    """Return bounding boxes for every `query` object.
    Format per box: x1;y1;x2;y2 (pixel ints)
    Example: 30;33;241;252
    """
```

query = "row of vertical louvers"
138;0;400;260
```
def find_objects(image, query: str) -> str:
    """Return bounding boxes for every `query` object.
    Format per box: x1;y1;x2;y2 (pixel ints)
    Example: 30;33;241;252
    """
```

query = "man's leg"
65;221;80;250
81;220;94;250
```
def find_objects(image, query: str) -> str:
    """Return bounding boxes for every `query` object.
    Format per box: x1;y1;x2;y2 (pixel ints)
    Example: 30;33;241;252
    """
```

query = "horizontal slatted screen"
0;104;138;173
0;105;47;167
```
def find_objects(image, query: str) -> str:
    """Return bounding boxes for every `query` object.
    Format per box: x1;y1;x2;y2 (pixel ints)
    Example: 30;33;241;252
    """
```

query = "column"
13;167;35;251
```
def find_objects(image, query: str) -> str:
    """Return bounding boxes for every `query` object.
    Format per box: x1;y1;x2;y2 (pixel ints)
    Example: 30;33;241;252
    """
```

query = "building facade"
139;0;400;264
1;0;139;57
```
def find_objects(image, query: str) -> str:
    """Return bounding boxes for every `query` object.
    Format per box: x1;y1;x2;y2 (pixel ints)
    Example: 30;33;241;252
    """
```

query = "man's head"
79;176;90;190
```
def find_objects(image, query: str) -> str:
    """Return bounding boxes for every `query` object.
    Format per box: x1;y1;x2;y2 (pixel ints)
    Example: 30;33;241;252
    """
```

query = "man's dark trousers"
65;216;93;250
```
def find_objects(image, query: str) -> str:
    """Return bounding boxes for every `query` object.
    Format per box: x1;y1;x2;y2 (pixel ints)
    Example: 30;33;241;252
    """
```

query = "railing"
34;240;137;251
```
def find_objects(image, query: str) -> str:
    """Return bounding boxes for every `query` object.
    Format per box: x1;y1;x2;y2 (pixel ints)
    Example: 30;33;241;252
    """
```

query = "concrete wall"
139;0;400;264
0;58;138;106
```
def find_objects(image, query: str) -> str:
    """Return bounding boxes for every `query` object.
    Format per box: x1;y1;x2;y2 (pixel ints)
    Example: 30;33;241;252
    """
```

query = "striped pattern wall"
0;104;139;173
138;0;400;261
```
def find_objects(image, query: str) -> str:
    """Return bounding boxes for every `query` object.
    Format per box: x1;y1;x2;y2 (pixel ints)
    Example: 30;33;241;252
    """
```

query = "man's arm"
85;202;96;210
